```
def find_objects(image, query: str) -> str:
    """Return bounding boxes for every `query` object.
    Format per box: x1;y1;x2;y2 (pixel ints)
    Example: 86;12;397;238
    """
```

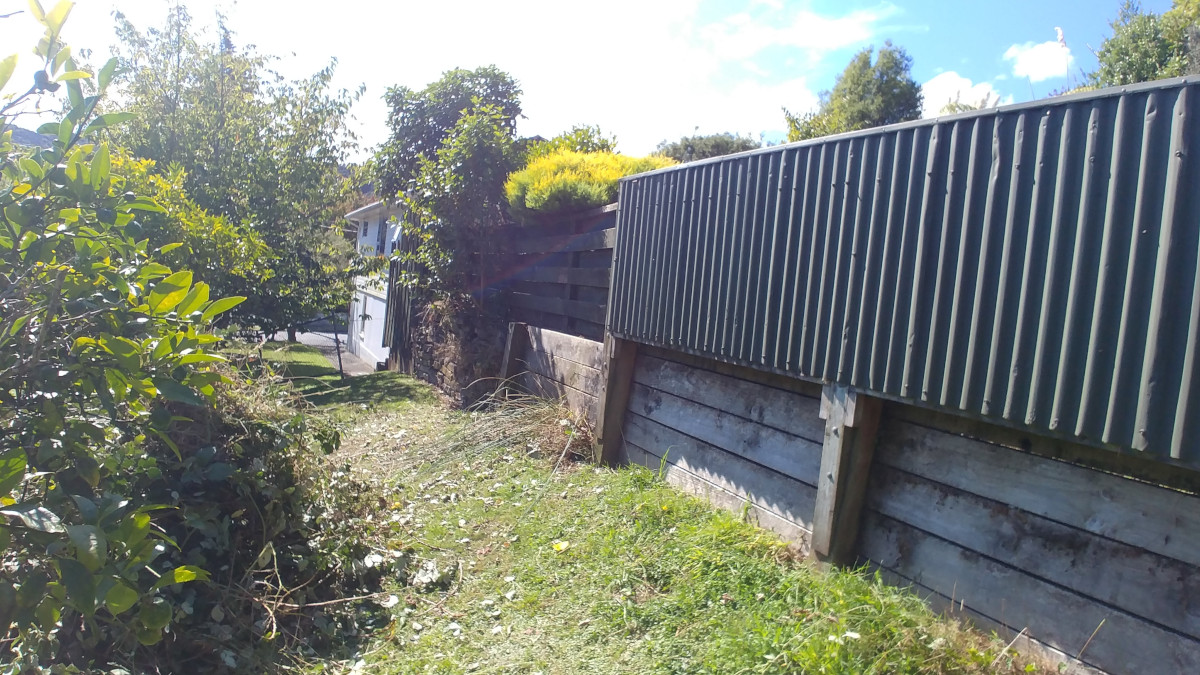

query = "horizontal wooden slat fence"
502;204;616;341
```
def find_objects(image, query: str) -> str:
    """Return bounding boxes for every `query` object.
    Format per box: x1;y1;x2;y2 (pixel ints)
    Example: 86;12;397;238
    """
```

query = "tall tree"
655;132;761;162
375;67;523;301
785;41;922;142
1092;0;1200;87
110;7;365;338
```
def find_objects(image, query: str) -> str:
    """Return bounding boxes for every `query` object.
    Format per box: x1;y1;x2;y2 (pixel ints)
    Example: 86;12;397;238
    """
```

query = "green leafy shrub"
504;150;675;220
0;4;387;671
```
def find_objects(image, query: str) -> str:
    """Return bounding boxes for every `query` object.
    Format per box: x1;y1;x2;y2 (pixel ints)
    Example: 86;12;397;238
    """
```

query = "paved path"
272;330;376;376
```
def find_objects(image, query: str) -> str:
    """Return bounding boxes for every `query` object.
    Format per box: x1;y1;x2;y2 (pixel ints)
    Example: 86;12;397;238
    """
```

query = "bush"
504;150;675;220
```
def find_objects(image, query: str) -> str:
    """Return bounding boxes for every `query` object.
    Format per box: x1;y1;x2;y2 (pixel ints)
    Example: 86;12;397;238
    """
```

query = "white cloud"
1003;39;1074;82
699;4;899;62
920;71;1001;117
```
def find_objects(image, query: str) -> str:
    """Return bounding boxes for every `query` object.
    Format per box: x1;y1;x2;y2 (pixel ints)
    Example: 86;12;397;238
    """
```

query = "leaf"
67;524;107;571
90;143;109;190
177;353;226;366
0;448;26;495
147;271;192;315
175;282;210;317
27;0;46;23
159;242;183;254
151;378;204;406
0;54;16;92
82;111;135;135
200;296;246;323
151;565;208;590
98;57;116;89
105;581;138;615
54;70;90;82
44;0;73;35
139;597;172;630
57;558;96;616
1;503;64;532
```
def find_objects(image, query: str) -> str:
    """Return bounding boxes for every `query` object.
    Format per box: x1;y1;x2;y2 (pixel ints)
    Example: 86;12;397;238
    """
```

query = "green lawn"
313;397;1052;675
252;341;438;410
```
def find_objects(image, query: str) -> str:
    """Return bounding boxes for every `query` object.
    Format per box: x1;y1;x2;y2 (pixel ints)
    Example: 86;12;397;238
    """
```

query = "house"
343;201;405;366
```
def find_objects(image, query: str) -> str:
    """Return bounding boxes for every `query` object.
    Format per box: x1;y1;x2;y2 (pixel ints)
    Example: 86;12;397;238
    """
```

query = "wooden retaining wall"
620;346;825;547
610;345;1200;675
500;324;604;427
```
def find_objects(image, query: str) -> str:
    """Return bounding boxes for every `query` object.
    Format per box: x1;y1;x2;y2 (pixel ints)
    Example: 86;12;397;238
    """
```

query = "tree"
1091;1;1200;86
785;41;922;142
654;132;761;162
524;124;617;161
938;91;1000;115
110;7;364;338
376;66;522;202
376;67;523;300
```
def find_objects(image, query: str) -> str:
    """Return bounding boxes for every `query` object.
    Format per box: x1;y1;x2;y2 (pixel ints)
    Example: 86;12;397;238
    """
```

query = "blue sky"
0;1;1178;157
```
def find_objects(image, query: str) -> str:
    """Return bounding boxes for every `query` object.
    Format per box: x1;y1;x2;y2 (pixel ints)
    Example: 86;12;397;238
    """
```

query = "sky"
0;0;1179;160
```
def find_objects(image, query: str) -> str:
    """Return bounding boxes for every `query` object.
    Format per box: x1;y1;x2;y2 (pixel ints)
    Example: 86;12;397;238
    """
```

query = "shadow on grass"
255;342;437;409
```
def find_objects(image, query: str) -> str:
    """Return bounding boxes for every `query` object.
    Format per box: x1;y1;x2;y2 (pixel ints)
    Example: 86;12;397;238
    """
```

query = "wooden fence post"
812;384;882;564
499;322;530;395
593;334;639;466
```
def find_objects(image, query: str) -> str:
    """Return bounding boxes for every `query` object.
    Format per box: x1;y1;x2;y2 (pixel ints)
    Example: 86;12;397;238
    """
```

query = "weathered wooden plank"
508;292;606;324
513;227;617;254
625;440;812;546
521;371;598;427
594;336;638;465
522;349;603;394
640;344;824;398
624;412;818;529
859;511;1200;675
812;385;882;563
628;382;822;485
499;322;531;384
513;266;610;288
867;464;1200;639
876;416;1200;568
890;404;1200;495
635;354;825;442
865;563;1104;675
525;327;604;370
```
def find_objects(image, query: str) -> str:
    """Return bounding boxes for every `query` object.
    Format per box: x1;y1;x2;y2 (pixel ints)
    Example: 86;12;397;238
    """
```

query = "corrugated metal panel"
610;77;1200;465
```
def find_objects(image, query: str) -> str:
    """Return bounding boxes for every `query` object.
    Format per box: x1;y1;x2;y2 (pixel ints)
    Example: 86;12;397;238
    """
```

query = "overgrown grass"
325;399;1052;675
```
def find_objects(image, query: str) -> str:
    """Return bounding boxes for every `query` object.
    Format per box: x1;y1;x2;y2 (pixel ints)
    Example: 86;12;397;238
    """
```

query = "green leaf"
104;581;138;615
1;503;64;532
148;271;192;315
44;0;73;35
75;454;100;487
90;143;108;190
139;597;172;630
177;353;226;366
0;54;16;92
82;111;135;135
159;242;183;254
0;447;26;495
27;0;46;23
67;524;107;571
98;57;116;89
151;378;204;406
175;282;210;317
57;558;96;616
200;296;246;323
151;565;208;591
54;70;90;82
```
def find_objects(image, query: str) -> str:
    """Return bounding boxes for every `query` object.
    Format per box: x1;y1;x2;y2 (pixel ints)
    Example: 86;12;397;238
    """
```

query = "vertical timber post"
593;334;639;466
499;322;530;397
813;384;882;565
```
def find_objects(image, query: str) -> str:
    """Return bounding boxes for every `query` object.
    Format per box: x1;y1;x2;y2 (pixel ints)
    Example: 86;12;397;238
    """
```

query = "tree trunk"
287;326;297;342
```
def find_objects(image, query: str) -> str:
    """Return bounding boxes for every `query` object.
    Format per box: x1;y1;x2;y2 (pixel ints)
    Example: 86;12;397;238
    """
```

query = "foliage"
375;66;522;203
937;91;1000;115
504;150;676;220
785;41;922;142
375;67;524;302
524;124;617;162
110;6;365;335
1091;0;1200;86
654;132;761;162
110;152;271;307
0;2;245;666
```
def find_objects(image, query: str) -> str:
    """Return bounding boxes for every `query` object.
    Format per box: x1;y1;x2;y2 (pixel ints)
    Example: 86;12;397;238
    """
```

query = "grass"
309;396;1053;675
